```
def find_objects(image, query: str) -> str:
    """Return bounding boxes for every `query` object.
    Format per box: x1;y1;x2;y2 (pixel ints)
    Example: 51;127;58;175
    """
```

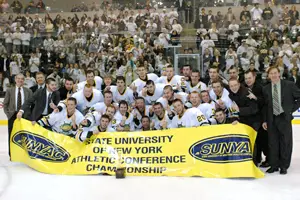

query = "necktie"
17;87;22;111
47;93;52;112
273;84;280;116
48;93;52;105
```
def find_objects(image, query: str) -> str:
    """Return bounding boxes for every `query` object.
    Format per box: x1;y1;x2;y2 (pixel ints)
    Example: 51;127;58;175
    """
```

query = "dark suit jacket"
30;84;45;94
288;76;300;89
3;87;33;119
0;57;10;73
262;80;300;124
246;81;264;110
58;86;73;100
22;88;60;121
229;86;259;128
175;0;186;11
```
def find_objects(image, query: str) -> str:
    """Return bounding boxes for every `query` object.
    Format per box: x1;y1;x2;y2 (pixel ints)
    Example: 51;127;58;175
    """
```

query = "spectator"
224;7;236;27
289;5;299;26
251;3;263;22
0;71;10;92
11;0;22;13
36;0;45;12
1;0;9;13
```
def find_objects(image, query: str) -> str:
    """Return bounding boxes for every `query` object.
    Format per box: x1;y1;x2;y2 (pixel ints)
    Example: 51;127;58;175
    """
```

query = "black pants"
254;127;269;163
249;122;261;165
268;114;293;169
8;112;17;157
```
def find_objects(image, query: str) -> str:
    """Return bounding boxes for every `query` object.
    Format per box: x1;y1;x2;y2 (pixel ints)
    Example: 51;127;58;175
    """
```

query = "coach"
3;74;33;158
262;67;300;175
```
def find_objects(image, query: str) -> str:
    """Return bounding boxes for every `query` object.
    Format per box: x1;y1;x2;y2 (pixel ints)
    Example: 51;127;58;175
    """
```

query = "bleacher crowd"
2;2;300;174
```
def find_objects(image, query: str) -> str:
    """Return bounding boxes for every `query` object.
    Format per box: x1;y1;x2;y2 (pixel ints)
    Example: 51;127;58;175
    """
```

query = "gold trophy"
115;152;126;179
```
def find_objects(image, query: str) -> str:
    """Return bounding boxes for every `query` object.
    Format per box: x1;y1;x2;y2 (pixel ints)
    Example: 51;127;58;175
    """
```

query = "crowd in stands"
196;3;300;85
0;0;46;14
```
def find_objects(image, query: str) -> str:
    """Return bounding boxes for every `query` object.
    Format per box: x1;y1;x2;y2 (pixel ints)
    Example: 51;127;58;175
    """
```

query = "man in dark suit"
228;78;259;130
3;73;33;157
288;67;300;89
30;71;45;93
58;77;75;100
0;54;11;78
17;78;60;124
175;0;186;24
262;67;300;175
215;108;239;125
244;70;269;167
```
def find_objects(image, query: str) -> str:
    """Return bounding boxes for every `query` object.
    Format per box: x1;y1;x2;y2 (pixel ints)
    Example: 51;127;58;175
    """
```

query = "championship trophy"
115;153;126;179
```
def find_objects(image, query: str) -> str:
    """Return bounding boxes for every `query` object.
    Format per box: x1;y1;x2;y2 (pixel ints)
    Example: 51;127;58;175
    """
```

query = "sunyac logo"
189;134;252;163
13;131;70;162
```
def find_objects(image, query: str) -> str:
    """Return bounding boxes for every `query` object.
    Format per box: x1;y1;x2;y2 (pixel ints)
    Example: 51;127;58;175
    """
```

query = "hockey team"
19;64;241;142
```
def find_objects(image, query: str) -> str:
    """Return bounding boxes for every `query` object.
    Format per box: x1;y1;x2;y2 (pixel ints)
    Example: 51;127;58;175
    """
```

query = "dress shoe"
280;168;287;175
260;161;270;168
266;167;279;173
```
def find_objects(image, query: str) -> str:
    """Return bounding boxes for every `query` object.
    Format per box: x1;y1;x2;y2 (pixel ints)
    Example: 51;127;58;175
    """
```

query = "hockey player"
89;90;116;115
210;80;234;110
141;116;152;131
157;85;188;112
76;105;116;141
139;80;165;105
109;76;134;105
130;65;159;93
77;70;103;91
75;114;115;142
114;100;134;132
185;70;207;93
170;99;209;128
132;97;152;130
152;102;172;130
189;91;216;124
72;84;104;114
157;65;185;89
38;97;85;136
215;108;239;125
210;80;230;101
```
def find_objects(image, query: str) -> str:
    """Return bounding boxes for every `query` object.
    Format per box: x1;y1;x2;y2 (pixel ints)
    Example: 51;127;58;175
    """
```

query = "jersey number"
197;115;205;122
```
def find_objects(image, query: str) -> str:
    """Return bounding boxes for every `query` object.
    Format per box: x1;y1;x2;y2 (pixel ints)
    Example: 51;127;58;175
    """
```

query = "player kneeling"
75;114;115;142
171;99;210;128
38;97;85;137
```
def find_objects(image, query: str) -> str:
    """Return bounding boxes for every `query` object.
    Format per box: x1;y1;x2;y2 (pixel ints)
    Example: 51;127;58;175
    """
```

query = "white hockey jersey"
152;111;172;130
157;92;188;112
84;110;102;127
110;86;135;105
74;110;102;142
186;81;207;93
209;88;229;101
132;106;152;130
110;111;134;131
89;102;117;115
72;89;104;114
170;108;209;128
157;75;184;89
139;83;165;105
75;125;115;142
131;73;159;92
77;76;103;91
198;102;217;125
38;109;84;136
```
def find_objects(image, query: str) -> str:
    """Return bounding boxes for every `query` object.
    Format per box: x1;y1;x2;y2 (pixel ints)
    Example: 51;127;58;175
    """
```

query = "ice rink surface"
0;126;300;200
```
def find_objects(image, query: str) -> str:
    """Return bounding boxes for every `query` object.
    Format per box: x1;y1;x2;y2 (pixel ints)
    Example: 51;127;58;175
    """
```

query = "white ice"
0;126;300;200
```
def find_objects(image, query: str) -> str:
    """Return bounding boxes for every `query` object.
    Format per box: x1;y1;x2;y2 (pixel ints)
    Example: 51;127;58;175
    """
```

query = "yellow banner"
11;119;264;178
